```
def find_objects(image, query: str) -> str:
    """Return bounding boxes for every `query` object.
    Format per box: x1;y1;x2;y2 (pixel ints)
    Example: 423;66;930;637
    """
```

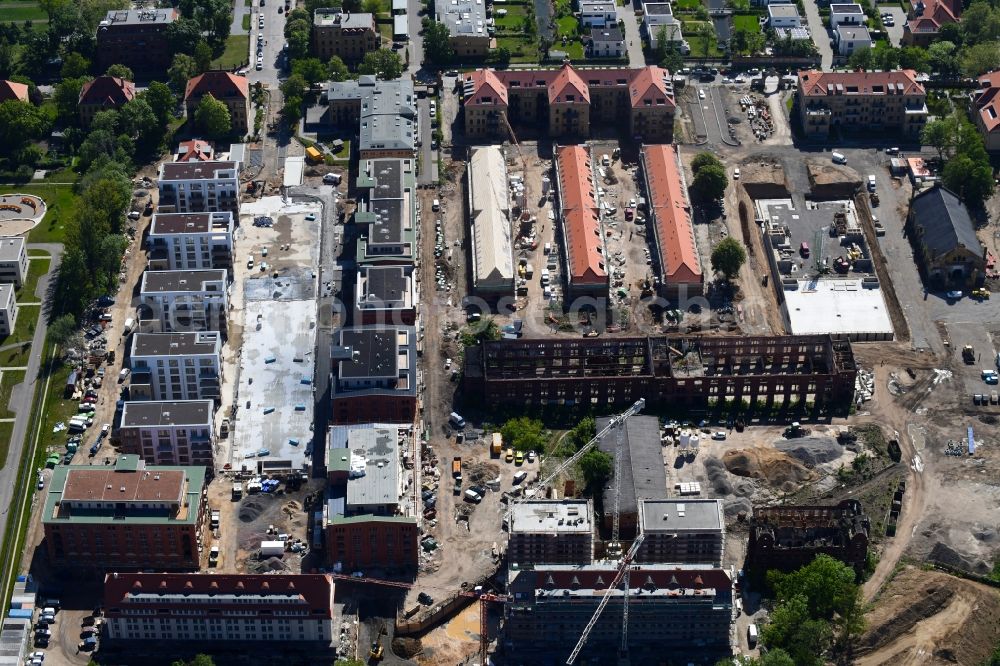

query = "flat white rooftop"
784;278;893;339
510;499;593;534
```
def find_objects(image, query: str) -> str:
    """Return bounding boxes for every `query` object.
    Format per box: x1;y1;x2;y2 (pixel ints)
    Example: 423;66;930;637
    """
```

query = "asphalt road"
406;0;425;74
802;0;834;69
617;1;645;66
0;243;62;600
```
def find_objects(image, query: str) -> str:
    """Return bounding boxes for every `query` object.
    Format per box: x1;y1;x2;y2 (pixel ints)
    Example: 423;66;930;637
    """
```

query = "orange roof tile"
556;145;606;286
176;139;215;162
78;76;136;107
979;71;1000;90
548;63;590;105
465;69;508;106
629;66;676;110
184;71;250;102
797;69;924;97
642;145;701;286
0;79;28;103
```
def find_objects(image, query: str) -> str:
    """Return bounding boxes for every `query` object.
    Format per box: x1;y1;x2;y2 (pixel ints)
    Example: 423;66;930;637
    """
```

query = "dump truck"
963;345;976;365
491;432;502;457
452;456;462;478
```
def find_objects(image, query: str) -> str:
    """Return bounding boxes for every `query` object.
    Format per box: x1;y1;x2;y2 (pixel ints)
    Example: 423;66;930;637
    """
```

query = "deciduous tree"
710;237;746;280
358;48;403;79
194;93;231;139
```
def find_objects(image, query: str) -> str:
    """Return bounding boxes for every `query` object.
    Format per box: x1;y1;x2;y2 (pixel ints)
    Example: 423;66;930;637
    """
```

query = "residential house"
78;76;136;127
768;3;801;27
129;332;222;402
157;161;241;214
834;24;872;57
0;284;16;337
796;69;927;139
117;400;215;467
642;4;689;52
324;424;418;572
0;236;28;287
103;573;335;643
828;3;864;25
312;8;380;63
174;139;215;162
326;76;416;158
42;455;206;571
331;326;417;424
587;27;625;58
508;500;595;566
95;8;177;74
0;80;28;103
579;0;617;27
184;71;251;136
903;0;961;47
905;185;986;287
636;499;726;565
146;212;234;271
437;0;491;57
354;158;417;264
640;144;703;298
971;71;1000;152
354;265;416;325
462;64;676;141
139;269;229;334
555;144;608;298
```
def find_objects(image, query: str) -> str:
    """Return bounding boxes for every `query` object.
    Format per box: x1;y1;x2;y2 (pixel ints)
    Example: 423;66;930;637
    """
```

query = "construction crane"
460;590;510;665
504;399;645;528
328;573;413;590
565;534;646;665
501;111;527;173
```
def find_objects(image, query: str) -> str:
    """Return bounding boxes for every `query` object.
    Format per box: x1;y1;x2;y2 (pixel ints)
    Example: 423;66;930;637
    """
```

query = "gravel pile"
703;456;733;495
774;437;843;468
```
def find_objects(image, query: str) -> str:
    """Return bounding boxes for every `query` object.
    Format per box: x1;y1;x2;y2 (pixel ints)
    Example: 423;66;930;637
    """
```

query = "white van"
747;623;759;647
464;489;482;503
449;412;466;428
831;151;847;164
432;199;440;211
867;174;877;190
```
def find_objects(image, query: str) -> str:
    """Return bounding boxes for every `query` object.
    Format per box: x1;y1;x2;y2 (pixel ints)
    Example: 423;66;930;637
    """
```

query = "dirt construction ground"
856;566;1000;666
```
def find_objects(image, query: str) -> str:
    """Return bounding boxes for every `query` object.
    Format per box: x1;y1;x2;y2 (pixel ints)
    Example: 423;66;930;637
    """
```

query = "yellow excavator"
369;624;386;661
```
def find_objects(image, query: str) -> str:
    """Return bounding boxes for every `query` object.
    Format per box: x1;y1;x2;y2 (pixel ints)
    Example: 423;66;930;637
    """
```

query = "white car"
712;431;727;440
256;62;263;70
28;652;44;663
444;358;452;370
698;89;705;100
527;450;536;462
733;167;740;180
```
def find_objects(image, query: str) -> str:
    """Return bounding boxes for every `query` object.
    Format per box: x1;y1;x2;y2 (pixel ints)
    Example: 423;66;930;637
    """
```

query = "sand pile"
722;448;813;492
774;437;843;468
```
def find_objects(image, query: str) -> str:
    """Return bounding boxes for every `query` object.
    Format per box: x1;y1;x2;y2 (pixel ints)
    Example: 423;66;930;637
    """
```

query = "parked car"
417;592;434;605
946;290;964;300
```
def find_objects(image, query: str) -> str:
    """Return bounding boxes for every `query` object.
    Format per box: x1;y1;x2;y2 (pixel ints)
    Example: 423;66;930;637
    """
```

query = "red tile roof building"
0;79;28;103
903;0;960;46
973;71;1000;153
175;139;215;162
796;69;927;139
640;145;703;298
462;63;675;140
103;573;335;643
78;76;136;127
554;145;608;297
184;71;251;135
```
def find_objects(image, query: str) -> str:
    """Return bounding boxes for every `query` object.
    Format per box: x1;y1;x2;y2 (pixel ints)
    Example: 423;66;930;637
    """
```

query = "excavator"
368;624;386;661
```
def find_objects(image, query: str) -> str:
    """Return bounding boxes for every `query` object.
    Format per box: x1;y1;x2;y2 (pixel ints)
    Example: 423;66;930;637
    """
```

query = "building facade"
129;332;223;402
78;76;136;127
462;64;676;142
834;24;872;57
905;185;986;287
797;69;927;139
117;400;215;467
312;8;380;62
331;326;417;424
643;4;688;52
354;158;417;265
463;334;858;411
0;284;17;337
0;236;27;287
95;8;177;73
42;456;206;570
587;27;626;58
579;1;617;26
437;0;491;57
467;146;515;296
184;72;251;136
355;265;415;325
903;0;961;46
508;500;595;566
157;161;241;214
103;573;334;643
147;212;235;271
972;71;1000;152
326;77;416;158
636;499;725;565
139;269;229;334
748;499;869;575
555;144;608;297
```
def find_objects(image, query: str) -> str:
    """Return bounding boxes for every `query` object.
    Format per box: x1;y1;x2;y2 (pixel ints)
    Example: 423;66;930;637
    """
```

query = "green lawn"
495;7;527;30
686;34;723;57
34;353;80;460
0;304;38;367
674;0;702;10
733;13;762;32
21;182;79;245
211;34;250;69
557;15;579;35
242;13;250;30
17;256;49;303
0;3;47;22
0;421;12;470
0;370;25;420
377;19;393;45
497;36;539;63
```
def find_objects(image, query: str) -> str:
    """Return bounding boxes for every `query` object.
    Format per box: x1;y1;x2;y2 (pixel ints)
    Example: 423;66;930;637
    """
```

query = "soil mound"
722;448;813;492
774;437;843;468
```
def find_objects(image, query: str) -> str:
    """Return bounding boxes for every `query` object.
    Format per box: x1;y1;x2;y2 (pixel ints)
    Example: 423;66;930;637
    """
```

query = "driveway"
405;0;424;74
617;3;645;66
231;0;251;36
417;96;438;185
801;0;833;69
879;4;906;46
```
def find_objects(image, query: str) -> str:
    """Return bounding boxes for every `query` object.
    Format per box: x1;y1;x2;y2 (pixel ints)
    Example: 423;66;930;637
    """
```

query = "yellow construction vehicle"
369;625;386;661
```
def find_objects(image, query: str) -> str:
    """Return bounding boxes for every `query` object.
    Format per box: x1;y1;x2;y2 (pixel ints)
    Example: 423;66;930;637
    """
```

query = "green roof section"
327;447;351;473
42;456;206;526
328;514;416;526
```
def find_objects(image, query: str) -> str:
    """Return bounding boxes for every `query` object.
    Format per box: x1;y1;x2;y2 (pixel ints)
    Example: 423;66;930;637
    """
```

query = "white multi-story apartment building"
0;284;17;336
147;212;234;271
117;399;215;467
0;236;27;287
157;161;240;214
103;573;335;644
139;269;228;334
129;332;222;401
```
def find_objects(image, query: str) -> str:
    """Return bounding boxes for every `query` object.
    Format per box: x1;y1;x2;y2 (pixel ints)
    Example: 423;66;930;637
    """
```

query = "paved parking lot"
879;4;906;46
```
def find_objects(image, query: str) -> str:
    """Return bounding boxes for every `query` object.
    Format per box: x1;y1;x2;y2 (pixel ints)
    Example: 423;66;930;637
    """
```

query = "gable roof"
175;139;215;162
909;186;982;260
78;76;136;107
549;63;590;104
906;0;960;33
642;144;701;285
466;69;508;107
184;71;250;103
0;80;28;103
628;65;676;110
556;145;606;285
797;69;924;97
